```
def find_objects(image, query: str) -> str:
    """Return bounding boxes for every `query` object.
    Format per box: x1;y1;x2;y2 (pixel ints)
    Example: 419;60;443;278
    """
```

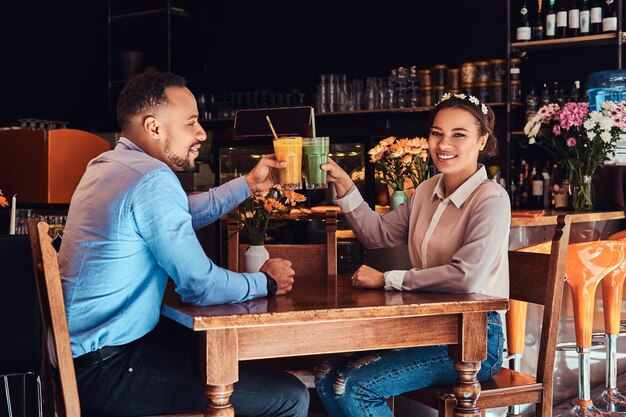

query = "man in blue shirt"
58;71;308;416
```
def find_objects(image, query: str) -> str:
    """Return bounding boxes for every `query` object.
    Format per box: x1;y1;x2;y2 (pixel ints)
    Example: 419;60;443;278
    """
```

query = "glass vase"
572;174;594;212
389;190;408;210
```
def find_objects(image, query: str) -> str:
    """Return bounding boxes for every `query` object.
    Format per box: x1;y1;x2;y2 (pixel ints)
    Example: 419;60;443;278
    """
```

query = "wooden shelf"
512;32;625;51
200;102;523;125
511;131;526;136
110;7;187;22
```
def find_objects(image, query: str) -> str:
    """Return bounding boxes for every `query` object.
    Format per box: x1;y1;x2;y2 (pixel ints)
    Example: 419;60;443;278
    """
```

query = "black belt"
74;343;131;369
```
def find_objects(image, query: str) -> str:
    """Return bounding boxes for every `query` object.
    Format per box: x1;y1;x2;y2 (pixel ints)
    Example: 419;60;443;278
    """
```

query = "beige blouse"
335;165;510;298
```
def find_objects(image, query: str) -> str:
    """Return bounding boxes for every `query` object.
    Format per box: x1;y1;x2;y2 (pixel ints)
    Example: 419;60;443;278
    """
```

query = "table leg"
448;312;487;417
452;361;481;417
202;329;239;417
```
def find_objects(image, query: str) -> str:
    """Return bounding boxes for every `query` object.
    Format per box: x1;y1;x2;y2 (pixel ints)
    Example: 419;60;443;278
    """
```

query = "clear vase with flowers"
368;136;430;209
524;102;621;211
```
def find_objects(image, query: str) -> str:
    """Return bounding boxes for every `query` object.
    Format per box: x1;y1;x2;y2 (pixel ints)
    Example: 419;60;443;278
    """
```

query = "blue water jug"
587;70;626;111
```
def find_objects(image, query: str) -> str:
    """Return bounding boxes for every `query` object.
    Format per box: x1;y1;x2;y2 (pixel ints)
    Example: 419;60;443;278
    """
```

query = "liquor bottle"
531;166;544;209
556;0;569;38
520;163;531;208
590;0;603;33
540;83;551;106
542;162;552;208
526;86;539;122
533;0;545;39
569;80;582;102
546;0;557;38
517;1;532;41
550;163;559;207
602;0;617;33
510;178;519;208
553;81;565;105
568;0;581;37
580;0;591;35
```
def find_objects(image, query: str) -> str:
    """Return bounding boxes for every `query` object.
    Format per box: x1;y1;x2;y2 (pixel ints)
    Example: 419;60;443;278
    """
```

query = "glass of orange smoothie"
273;136;303;189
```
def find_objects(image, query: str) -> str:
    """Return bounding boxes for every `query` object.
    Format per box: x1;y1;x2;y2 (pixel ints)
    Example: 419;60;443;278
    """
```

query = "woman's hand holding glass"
320;158;354;198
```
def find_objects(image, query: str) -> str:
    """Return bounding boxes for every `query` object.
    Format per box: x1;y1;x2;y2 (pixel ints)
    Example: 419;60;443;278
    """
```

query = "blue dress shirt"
58;138;267;357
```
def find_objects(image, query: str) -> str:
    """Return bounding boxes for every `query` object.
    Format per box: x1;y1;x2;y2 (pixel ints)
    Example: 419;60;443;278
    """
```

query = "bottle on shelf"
590;0;603;33
540;83;551;106
556;0;569;38
526;85;539;122
517;0;532;41
510;178;519;208
546;0;557;38
580;0;591;35
570;80;582;101
602;0;617;33
533;0;545;39
542;162;552;208
531;165;544;209
520;162;531;209
568;0;581;37
552;81;565;104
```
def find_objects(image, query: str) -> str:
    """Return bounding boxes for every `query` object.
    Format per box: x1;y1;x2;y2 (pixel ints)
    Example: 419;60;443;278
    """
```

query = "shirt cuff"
230;176;253;201
384;270;406;291
242;272;269;297
334;186;364;213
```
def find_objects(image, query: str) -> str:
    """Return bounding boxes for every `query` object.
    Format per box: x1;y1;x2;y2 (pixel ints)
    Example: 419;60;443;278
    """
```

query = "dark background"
0;0;510;132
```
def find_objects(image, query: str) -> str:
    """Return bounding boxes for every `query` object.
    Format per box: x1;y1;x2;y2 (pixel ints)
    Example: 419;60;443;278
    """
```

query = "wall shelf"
512;32;625;51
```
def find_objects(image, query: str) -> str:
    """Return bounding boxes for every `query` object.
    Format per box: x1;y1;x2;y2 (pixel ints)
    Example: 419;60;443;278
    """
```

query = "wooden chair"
404;214;572;417
227;210;338;290
26;218;201;417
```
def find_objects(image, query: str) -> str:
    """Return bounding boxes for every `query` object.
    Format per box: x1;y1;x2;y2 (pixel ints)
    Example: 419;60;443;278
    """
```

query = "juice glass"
273;136;303;189
303;137;329;189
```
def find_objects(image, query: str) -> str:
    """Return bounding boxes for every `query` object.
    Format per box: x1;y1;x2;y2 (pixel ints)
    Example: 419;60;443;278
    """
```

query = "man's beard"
164;137;195;171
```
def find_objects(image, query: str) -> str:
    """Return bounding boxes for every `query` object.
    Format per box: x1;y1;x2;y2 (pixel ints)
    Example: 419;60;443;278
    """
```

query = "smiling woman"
316;94;510;417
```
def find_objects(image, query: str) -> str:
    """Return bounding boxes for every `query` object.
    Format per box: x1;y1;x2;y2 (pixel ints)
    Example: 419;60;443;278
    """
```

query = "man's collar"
116;137;145;153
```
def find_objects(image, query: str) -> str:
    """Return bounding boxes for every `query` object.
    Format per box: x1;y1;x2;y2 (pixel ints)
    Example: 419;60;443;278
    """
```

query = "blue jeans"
314;311;504;417
75;318;309;416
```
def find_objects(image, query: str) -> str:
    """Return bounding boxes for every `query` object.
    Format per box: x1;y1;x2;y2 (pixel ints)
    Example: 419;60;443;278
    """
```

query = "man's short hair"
116;71;187;130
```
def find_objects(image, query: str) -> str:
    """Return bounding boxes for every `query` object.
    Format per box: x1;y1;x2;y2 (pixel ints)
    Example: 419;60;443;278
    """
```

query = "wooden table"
161;277;508;417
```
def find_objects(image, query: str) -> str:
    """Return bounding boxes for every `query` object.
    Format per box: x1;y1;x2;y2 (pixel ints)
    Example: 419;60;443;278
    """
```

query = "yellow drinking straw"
265;116;279;140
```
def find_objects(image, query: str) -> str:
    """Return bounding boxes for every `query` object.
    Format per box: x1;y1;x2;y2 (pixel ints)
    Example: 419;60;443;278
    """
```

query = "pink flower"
552;125;561;136
556;102;589;130
566;137;577;147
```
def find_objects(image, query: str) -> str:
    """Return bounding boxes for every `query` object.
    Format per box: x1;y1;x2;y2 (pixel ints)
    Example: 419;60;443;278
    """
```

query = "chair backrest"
507;214;571;388
27;218;81;417
227;210;337;289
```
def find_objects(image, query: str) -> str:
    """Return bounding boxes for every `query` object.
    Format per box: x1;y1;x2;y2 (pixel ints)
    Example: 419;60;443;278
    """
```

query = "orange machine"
0;128;110;204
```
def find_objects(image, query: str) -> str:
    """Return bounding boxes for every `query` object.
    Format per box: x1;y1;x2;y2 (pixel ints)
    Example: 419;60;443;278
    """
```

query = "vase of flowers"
230;186;306;272
368;136;430;210
524;102;621;211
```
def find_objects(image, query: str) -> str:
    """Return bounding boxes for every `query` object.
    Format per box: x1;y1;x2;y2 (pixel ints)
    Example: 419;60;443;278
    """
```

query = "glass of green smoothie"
303;137;329;189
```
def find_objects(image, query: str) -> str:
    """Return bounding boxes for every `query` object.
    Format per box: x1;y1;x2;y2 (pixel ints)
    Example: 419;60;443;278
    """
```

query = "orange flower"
0;189;8;208
283;189;307;204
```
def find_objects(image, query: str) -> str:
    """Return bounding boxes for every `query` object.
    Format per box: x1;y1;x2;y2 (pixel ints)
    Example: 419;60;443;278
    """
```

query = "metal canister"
474;61;490;83
461;62;476;84
510;58;522;81
432;85;445;103
446;68;460;90
476;82;490;103
418;69;432;88
491;81;504;102
421;86;433;106
432;65;448;86
489;59;505;81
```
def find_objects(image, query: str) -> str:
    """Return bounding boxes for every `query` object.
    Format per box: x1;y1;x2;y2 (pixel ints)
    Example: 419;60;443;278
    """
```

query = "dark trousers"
74;318;309;416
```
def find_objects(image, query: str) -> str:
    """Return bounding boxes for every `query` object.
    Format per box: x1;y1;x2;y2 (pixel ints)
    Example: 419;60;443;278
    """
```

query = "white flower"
441;92;452;101
601;130;612;143
468;96;480;105
589;111;604;124
599;117;614;132
481;103;488;115
455;94;467;100
584;119;596;131
528;137;536;144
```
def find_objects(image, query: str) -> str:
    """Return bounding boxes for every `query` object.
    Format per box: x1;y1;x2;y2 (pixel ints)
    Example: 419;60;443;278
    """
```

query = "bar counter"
510;209;625;228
